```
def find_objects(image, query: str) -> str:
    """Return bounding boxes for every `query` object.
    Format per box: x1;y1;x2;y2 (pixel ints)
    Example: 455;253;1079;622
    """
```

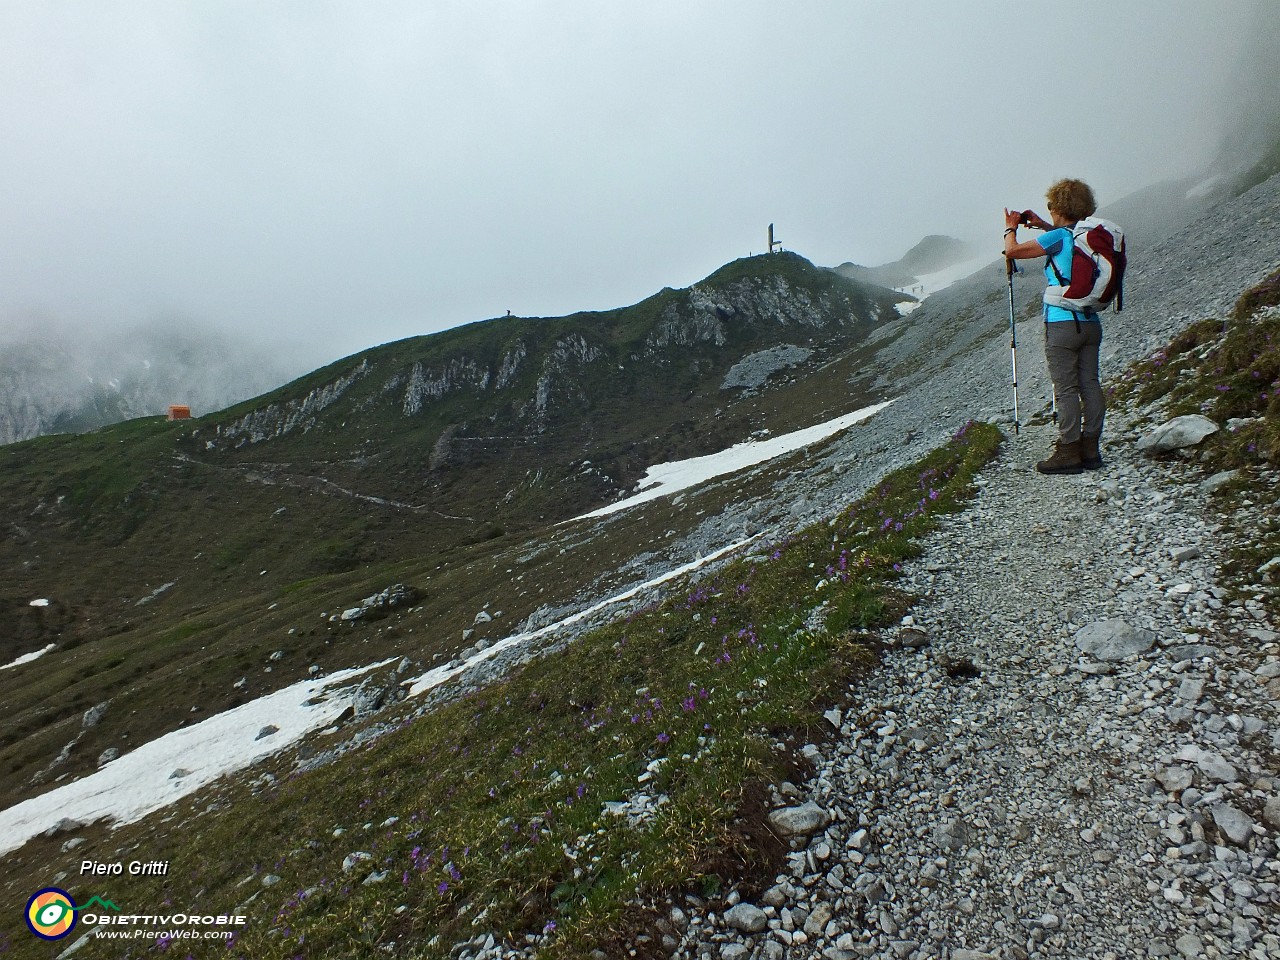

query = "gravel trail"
666;418;1280;960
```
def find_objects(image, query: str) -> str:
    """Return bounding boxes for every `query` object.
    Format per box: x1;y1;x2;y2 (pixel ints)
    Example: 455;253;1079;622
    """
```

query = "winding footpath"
664;417;1280;960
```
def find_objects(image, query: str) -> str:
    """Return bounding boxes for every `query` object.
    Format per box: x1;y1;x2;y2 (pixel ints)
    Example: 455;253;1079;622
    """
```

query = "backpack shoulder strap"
1044;225;1075;285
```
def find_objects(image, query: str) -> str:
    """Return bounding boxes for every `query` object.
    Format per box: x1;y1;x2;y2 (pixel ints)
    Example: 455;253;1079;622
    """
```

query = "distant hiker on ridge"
1003;178;1120;475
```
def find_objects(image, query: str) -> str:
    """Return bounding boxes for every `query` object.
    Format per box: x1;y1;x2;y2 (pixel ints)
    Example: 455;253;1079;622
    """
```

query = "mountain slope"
194;252;900;507
0;251;903;814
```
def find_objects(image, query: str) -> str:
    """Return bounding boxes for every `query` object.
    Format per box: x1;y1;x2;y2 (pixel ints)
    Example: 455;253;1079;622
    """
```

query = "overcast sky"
0;1;1265;365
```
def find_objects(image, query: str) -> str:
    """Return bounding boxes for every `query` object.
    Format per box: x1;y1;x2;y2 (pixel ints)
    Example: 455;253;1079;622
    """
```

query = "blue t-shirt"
1036;227;1082;323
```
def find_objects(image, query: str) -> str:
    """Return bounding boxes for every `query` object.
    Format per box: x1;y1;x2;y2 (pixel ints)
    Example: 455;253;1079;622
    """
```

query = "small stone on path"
1074;619;1156;661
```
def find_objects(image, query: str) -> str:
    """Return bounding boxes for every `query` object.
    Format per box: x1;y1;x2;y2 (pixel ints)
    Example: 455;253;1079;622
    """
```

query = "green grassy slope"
0;422;1002;960
0;252;900;813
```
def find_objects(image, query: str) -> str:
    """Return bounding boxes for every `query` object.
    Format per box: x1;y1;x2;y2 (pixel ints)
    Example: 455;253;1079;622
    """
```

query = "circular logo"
26;888;78;940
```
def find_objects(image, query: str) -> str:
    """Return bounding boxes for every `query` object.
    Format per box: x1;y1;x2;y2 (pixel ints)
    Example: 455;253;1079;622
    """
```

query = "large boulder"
82;701;110;729
1136;415;1219;455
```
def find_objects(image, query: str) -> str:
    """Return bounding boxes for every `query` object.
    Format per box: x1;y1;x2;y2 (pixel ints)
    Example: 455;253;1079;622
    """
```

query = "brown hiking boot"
1036;439;1084;475
1081;433;1104;470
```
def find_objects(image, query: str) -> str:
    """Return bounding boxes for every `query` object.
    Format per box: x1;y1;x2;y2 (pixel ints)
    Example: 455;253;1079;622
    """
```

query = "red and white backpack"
1043;217;1127;315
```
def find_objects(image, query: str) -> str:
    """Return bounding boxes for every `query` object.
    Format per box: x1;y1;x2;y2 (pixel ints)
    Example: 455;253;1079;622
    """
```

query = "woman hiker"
1003;177;1105;475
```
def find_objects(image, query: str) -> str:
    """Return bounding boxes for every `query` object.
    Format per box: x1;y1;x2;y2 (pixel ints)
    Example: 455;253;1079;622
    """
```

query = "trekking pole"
1005;255;1020;435
1051;386;1059;426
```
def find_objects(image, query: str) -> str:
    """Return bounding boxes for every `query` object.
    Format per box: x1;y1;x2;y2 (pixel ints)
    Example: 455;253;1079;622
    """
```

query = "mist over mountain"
1210;2;1280;182
830;235;984;291
0;319;321;445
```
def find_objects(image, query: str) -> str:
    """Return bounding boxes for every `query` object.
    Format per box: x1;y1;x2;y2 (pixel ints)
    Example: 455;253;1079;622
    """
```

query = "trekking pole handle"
1006;259;1018;348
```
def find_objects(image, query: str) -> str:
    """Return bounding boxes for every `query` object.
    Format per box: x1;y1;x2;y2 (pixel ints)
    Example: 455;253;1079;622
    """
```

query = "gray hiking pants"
1044;319;1105;443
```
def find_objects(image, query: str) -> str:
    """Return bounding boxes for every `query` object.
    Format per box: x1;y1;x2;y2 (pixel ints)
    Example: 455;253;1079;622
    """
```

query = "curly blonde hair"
1045;179;1096;223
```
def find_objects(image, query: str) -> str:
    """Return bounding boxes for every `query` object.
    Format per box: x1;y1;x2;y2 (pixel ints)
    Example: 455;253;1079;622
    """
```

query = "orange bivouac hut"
167;405;192;421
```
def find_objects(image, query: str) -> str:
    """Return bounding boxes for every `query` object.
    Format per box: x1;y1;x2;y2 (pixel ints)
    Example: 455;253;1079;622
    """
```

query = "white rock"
1263;795;1280;830
342;852;373;873
1137;415;1219;454
1156;766;1194;793
1074;620;1157;660
767;802;829;837
1176;677;1205;702
724;902;768;933
1199;470;1238;495
1175;932;1204;958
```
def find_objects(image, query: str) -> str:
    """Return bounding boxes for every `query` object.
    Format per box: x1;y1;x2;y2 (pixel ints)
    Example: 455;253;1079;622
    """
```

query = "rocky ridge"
201;255;899;457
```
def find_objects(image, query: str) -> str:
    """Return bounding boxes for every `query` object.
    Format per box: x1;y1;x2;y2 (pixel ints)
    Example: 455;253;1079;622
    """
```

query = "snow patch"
0;643;56;672
1185;176;1222;200
894;254;993;309
570;400;894;522
136;581;176;606
0;660;392;857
